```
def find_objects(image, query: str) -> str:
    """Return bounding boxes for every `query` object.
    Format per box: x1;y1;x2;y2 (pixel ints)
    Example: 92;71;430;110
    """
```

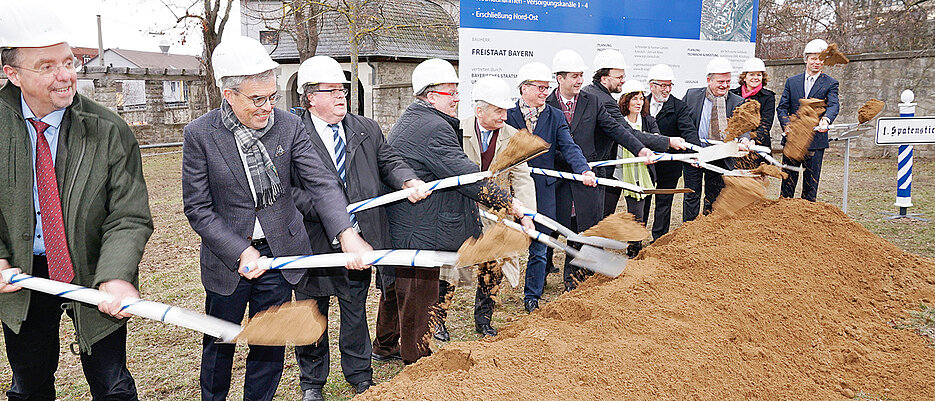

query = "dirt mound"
580;212;649;241
725;99;761;141
358;199;935;400
711;176;768;216
858;99;885;124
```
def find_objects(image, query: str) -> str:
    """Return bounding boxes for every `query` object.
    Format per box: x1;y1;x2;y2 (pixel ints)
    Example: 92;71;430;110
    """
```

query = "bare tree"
758;0;935;59
161;0;236;107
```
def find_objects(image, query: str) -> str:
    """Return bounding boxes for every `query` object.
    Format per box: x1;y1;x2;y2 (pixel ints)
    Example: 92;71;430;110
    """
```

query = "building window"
117;80;146;111
163;80;189;109
260;30;279;46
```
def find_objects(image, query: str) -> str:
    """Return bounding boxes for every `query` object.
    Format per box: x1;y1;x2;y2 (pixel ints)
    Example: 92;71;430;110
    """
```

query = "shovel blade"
697;142;745;163
569;245;627;278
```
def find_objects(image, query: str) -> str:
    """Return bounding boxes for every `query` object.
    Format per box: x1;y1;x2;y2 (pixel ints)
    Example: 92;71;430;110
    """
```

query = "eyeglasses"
523;83;550;93
429;90;459;97
650;82;674;89
314;88;349;97
232;88;282;107
12;57;78;76
609;74;626;80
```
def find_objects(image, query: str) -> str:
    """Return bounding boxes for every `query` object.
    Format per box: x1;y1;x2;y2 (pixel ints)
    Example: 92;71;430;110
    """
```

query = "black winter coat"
730;86;776;149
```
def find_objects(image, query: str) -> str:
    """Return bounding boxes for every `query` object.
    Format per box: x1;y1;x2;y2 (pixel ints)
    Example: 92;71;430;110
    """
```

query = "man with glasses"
0;4;153;399
505;61;596;312
290;55;426;401
182;36;373;401
581;49;685;217
644;64;698;240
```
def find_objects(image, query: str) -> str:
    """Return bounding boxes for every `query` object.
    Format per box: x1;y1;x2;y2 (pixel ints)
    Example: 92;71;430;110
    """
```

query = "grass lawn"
0;150;932;400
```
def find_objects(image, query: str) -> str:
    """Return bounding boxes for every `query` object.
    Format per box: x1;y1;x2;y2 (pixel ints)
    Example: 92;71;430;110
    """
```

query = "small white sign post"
876;89;930;221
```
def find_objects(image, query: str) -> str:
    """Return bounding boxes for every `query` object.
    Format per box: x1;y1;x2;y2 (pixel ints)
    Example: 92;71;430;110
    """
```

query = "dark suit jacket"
683;87;747;145
505;103;591;229
653;94;698;146
292;111;417;299
776;72;840;150
182;108;353;296
546;89;647;170
581;82;670;153
730;86;776;148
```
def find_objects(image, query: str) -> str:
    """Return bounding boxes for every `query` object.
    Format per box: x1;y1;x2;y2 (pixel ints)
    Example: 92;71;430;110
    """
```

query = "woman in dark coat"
730;57;776;168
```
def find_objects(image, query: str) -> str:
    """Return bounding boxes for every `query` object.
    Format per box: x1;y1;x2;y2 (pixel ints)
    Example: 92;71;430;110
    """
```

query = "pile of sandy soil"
725;99;761;141
858;99;885;124
783;99;825;161
359;199;935;400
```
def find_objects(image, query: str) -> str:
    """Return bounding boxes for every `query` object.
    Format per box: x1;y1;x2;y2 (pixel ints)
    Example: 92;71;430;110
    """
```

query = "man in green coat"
0;4;153;400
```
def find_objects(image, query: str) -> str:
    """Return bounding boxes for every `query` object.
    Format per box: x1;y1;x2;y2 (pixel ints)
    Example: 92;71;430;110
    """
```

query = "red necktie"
29;118;75;283
564;101;574;123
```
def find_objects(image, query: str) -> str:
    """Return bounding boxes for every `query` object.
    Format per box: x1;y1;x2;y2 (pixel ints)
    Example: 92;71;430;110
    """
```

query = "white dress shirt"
309;113;345;168
235;140;266;240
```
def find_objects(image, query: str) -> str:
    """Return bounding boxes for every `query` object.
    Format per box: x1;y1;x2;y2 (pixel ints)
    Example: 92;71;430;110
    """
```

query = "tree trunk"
348;4;361;115
293;0;320;61
202;0;234;108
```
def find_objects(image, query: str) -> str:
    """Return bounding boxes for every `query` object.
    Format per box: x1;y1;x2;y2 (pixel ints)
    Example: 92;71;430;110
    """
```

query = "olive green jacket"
0;83;153;351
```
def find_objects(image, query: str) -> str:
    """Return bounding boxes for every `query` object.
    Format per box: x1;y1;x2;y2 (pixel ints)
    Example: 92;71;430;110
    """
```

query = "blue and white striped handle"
529;167;648;193
588;153;697;168
0;270;243;342
514;204;627;250
346;171;491;214
255;250;458;270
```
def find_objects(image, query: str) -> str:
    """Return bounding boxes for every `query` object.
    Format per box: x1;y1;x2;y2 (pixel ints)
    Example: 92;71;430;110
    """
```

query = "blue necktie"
330;124;358;227
480;130;492;152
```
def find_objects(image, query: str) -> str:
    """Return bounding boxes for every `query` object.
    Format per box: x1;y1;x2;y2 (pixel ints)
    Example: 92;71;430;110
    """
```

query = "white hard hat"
705;57;733;75
296;56;349;94
212;35;279;88
516;62;553;86
552;49;588;74
593;49;628;70
741;57;767;73
471;76;514;109
412;58;459;95
804;39;828;55
0;3;70;49
620;80;644;95
646;64;675;81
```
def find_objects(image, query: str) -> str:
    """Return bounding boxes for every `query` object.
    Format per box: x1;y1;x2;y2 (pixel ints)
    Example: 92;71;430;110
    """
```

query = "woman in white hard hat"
730;57;775;167
616;81;657;257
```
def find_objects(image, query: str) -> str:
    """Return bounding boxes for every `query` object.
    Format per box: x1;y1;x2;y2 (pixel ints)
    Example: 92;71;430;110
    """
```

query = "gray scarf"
704;88;728;142
220;99;282;208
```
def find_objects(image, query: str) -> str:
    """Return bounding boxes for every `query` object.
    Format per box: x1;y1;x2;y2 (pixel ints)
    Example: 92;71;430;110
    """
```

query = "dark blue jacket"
776;72;840;150
506;102;590;227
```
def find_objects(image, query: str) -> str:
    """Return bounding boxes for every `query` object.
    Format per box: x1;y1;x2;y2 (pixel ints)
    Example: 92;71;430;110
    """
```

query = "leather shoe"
524;299;539;313
302;388;324;401
371;351;401;362
475;323;497;337
433;321;450;341
353;380;373;394
546;262;559;274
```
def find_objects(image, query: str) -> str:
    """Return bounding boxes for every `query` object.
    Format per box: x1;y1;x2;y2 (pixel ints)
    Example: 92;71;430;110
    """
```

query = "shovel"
588;141;745;169
248;250;458;272
695;139;804;173
0;270;324;345
529;167;692;195
514;204;627;250
478;210;626;278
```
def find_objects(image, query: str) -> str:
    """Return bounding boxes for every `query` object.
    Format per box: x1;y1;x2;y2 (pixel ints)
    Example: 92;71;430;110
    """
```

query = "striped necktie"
329;124;358;227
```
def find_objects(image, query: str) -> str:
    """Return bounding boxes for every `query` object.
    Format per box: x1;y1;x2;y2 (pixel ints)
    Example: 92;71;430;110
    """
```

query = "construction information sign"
458;0;759;118
876;116;935;145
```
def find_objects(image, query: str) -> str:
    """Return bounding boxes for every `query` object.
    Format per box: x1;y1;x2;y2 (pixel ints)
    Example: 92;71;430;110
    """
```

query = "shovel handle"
530;167;652;193
255;250;457;270
0;270;243;342
346;171;491;213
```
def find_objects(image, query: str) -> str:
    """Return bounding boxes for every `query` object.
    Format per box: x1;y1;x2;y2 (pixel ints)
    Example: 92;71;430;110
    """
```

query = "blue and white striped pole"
895;89;915;215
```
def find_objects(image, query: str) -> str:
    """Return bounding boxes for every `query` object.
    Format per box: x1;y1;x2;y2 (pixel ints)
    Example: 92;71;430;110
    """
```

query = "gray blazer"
182;108;353;296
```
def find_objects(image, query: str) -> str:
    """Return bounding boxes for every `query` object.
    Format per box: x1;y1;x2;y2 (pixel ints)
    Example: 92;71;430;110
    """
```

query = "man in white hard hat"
776;39;840;202
182;36;373;401
448;75;537;337
0;4;153;399
644;64;698;240
290;56;427;400
547;49;654;292
581;49;686;217
682;57;750;220
373;58;527;364
505;61;596;312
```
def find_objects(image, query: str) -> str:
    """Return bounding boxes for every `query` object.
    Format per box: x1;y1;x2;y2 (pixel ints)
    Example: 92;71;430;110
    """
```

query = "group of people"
0;3;840;400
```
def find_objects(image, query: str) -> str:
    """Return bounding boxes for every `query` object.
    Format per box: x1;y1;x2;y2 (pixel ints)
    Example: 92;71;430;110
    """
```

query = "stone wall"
765;50;935;159
370;60;459;134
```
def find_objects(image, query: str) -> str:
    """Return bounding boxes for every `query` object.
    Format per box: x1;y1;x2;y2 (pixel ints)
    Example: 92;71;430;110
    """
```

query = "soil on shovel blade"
358;199;935;400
